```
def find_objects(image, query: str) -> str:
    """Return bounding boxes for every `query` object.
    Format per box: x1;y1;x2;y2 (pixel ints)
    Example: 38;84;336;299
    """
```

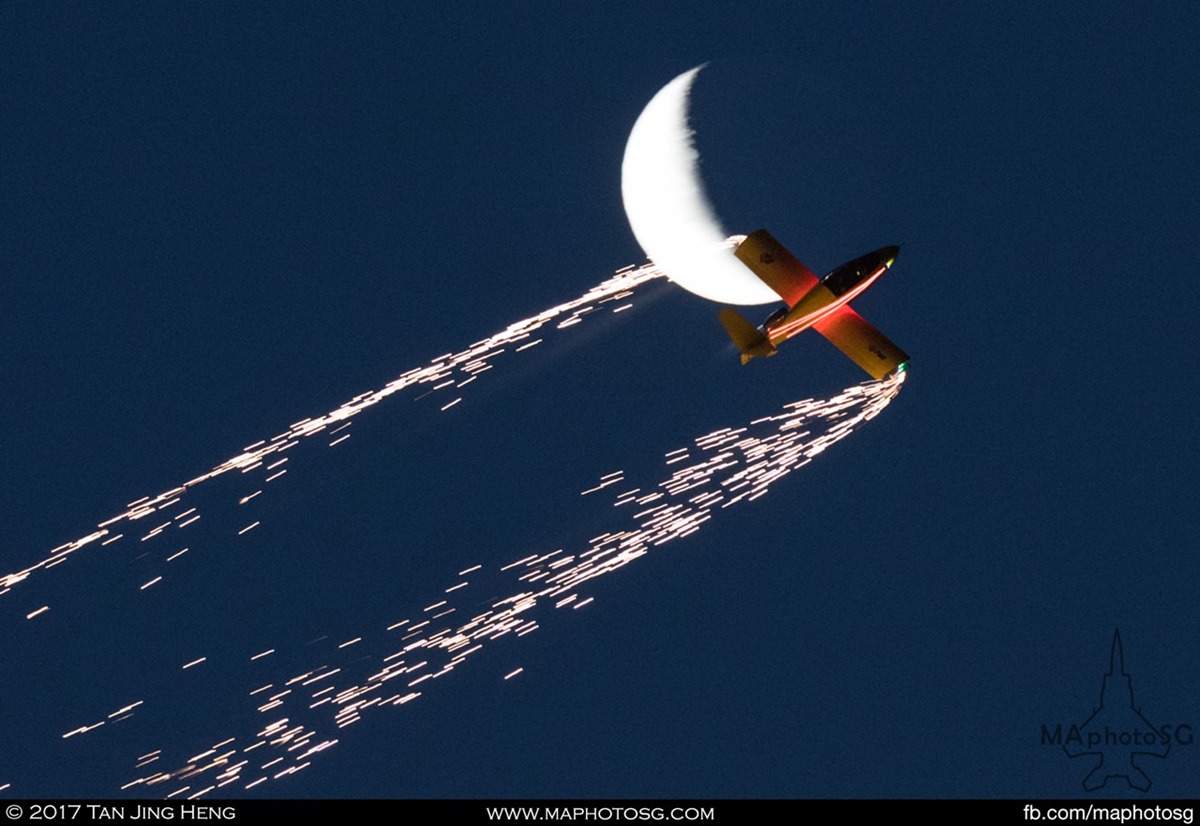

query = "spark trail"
2;244;905;797
0;260;662;602
117;372;902;797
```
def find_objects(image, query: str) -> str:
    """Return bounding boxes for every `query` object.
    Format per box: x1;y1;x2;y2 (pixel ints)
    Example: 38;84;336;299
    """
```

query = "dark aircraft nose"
881;245;900;268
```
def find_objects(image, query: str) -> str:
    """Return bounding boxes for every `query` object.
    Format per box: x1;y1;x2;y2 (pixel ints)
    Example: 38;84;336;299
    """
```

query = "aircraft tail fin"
718;307;776;363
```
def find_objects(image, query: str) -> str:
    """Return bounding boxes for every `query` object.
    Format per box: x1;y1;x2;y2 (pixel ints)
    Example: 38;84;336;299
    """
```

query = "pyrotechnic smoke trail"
0;261;662;603
3;243;905;797
107;372;902;797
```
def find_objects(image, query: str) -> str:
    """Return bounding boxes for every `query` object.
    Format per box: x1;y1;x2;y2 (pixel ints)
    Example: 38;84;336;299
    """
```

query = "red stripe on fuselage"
767;265;888;341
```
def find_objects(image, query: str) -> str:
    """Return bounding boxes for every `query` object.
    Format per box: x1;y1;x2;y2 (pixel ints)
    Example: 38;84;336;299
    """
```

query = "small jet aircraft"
718;229;910;379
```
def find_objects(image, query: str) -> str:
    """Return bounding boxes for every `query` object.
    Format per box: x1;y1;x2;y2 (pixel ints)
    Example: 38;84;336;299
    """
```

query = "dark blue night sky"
3;3;1199;799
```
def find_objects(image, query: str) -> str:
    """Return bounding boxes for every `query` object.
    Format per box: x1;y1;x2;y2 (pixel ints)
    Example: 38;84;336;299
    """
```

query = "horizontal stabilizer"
812;304;909;380
719;307;776;364
734;229;821;307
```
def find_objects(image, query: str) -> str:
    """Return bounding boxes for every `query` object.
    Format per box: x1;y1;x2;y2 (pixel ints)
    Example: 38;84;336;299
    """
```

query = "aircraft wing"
811;303;909;380
734;229;820;307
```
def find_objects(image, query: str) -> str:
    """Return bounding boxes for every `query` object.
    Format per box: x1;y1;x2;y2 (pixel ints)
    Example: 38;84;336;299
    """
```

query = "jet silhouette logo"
1041;630;1193;792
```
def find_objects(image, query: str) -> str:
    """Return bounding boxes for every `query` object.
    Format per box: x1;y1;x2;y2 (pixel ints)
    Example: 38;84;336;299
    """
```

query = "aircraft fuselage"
761;246;898;344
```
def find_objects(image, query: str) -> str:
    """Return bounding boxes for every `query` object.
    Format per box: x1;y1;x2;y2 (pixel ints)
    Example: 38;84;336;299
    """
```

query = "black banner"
3;800;1199;825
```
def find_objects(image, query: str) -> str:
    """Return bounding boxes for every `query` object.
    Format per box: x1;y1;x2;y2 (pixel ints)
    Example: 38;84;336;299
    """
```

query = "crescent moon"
621;66;778;306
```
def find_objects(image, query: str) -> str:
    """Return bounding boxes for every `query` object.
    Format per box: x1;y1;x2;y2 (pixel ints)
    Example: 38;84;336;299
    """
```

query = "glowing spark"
62;722;104;739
